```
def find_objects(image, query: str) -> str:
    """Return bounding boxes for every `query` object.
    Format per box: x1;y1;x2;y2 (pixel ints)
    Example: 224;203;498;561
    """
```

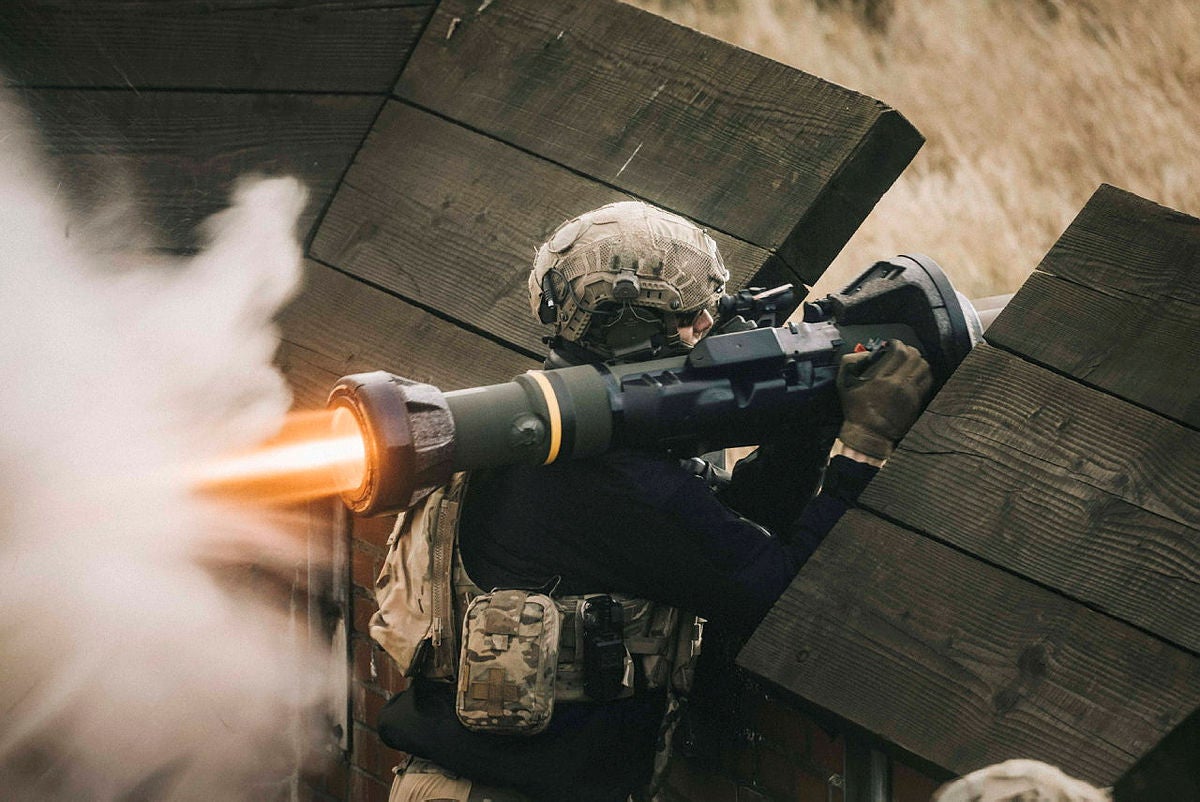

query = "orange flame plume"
192;408;365;506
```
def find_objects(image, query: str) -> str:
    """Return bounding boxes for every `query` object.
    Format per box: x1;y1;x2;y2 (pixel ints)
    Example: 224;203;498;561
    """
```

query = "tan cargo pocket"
455;590;561;735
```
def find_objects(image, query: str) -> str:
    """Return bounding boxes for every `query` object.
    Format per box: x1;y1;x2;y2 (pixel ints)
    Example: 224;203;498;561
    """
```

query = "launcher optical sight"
328;255;982;516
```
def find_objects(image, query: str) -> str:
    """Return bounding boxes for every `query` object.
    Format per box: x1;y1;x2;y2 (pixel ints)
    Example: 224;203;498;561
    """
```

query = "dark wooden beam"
987;185;1200;428
396;0;922;287
277;259;537;410
310;100;769;354
21;89;381;251
861;344;1200;653
739;510;1200;787
740;186;1200;786
0;0;435;92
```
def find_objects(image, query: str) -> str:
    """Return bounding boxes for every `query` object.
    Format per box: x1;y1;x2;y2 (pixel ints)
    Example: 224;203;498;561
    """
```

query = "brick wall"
302;513;409;802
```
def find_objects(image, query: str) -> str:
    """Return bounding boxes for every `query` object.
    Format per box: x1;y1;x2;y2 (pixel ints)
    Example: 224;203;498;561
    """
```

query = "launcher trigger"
854;338;890;365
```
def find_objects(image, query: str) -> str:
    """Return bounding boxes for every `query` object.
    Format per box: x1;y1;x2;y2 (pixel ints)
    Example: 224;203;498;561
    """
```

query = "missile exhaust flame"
192;409;368;506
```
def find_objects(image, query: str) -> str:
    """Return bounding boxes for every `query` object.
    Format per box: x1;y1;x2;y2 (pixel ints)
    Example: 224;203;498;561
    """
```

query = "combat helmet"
529;201;730;362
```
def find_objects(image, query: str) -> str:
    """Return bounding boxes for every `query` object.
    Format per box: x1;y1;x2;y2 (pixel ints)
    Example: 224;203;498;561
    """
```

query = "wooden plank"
309;100;770;354
987;271;1200;429
1026;185;1200;306
738;510;1200;787
22;89;381;250
277;259;537;410
0;0;435;92
396;0;922;287
275;341;341;413
987;185;1200;427
860;344;1200;653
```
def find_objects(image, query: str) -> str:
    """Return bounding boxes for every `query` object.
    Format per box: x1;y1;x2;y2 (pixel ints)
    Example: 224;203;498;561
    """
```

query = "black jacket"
377;447;876;801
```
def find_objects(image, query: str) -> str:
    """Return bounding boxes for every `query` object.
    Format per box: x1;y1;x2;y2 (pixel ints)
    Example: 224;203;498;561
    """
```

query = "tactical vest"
369;473;701;705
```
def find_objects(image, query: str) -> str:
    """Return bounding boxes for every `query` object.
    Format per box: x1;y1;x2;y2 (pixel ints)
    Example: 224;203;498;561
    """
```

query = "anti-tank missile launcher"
328;255;982;516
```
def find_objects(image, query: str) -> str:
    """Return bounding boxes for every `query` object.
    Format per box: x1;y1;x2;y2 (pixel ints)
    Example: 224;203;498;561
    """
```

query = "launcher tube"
330;254;983;515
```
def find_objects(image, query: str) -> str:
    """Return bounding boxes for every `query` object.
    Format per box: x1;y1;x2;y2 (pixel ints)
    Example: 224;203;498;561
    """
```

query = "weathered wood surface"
0;0;434;92
740;510;1200;786
741;186;1200;785
397;0;922;287
277;260;537;410
22;90;381;250
862;344;1200;653
310;101;770;354
987;185;1200;428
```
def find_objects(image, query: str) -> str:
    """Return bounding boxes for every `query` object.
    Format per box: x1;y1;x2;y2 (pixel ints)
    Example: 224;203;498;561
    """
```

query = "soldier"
372;201;933;802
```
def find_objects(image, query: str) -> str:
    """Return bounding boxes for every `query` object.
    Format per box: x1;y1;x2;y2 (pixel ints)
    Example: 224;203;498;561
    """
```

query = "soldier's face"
677;309;714;346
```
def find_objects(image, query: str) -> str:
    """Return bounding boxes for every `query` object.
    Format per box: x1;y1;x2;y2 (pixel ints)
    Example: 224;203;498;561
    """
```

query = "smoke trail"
0;93;332;800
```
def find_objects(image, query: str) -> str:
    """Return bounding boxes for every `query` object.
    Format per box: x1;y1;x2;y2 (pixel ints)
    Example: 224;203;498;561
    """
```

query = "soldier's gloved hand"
836;340;934;460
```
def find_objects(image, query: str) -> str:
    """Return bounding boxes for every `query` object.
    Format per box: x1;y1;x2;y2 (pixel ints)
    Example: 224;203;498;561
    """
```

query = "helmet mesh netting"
555;238;720;313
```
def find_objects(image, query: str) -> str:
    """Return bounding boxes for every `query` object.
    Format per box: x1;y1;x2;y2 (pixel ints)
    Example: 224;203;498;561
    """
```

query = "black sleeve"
782;454;877;561
459;451;876;638
717;422;841;534
606;452;877;633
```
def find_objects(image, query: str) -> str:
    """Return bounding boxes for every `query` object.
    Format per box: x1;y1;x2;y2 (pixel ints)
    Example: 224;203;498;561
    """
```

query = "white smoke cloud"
0;93;333;800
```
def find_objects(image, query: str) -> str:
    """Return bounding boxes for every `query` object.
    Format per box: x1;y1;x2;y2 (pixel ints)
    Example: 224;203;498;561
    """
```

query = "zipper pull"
432;617;443;648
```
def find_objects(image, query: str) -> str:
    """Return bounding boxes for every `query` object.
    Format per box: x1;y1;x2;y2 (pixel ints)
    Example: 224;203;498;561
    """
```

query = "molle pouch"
580;594;632;701
455;590;561;735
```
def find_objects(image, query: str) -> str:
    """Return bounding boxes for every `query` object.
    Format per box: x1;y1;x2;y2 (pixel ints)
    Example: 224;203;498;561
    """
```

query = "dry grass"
630;0;1200;298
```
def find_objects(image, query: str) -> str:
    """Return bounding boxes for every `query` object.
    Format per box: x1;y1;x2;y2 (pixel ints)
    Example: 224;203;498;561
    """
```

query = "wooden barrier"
278;260;536;410
2;0;923;409
20;90;380;250
0;1;433;92
740;185;1200;788
311;0;923;361
396;0;920;287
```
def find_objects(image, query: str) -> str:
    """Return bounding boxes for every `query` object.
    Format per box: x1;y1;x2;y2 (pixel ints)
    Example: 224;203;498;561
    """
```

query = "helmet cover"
528;201;729;360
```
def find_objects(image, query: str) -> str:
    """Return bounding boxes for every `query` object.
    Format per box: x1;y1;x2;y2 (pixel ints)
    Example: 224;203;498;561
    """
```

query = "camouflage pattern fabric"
932;759;1111;802
389;758;471;802
455;590;561;735
369;491;438;677
370;474;469;679
389;758;533;802
528;201;729;360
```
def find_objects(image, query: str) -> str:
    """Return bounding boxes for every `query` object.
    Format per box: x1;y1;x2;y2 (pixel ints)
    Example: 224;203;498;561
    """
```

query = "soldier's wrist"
831;437;888;467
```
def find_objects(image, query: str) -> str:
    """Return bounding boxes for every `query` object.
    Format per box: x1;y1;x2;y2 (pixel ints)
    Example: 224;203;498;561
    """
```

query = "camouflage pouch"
455;589;561;735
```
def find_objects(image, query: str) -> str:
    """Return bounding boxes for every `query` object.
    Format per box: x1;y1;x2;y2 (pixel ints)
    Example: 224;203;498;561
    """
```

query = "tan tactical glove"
836;340;934;460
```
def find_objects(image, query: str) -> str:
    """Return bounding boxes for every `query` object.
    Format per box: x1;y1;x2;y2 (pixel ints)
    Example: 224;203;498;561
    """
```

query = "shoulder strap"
427;472;470;680
369;485;445;678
